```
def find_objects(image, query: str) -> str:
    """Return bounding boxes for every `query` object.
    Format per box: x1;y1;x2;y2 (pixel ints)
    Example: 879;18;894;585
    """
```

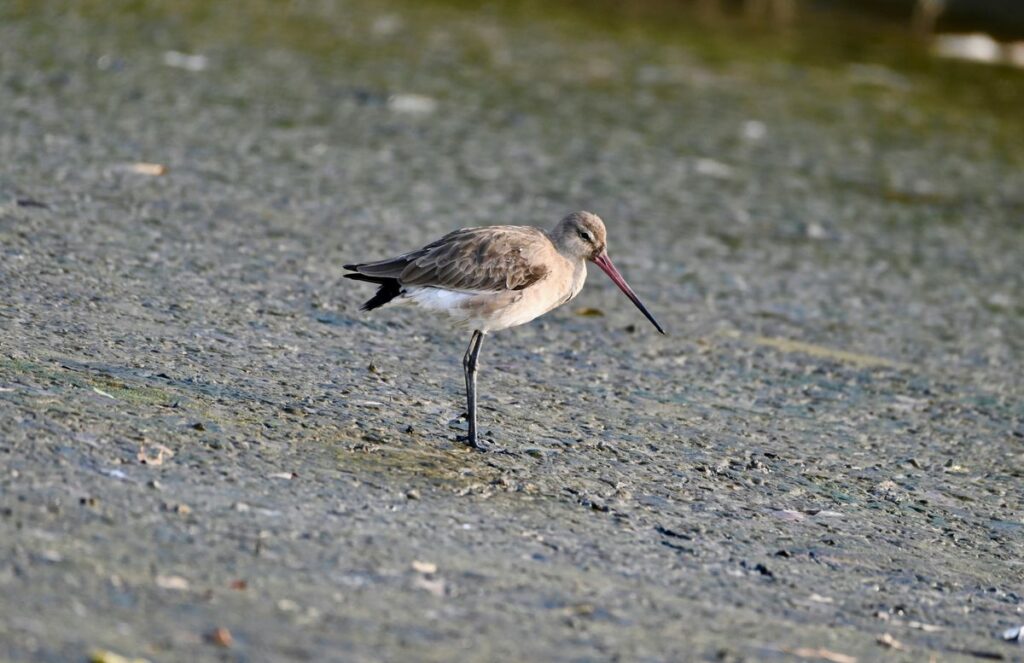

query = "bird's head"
554;211;607;261
552;210;665;335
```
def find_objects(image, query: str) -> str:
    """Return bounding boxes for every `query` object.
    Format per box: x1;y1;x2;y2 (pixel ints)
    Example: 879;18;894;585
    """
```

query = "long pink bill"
593;253;666;335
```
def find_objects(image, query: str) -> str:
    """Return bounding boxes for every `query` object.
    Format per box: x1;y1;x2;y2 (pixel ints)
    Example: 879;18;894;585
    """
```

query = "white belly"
405;288;474;311
404;263;587;333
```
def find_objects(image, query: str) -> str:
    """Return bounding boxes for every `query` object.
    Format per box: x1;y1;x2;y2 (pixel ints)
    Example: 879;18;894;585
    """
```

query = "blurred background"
4;0;1020;375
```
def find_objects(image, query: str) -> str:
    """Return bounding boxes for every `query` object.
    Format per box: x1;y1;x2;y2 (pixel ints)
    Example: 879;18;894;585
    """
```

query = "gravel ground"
1;1;1022;661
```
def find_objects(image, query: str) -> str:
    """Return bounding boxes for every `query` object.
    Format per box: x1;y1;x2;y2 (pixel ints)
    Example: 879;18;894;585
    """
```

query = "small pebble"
206;627;232;647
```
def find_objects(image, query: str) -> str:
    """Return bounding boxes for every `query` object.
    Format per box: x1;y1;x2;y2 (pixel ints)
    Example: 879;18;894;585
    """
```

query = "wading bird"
344;211;664;449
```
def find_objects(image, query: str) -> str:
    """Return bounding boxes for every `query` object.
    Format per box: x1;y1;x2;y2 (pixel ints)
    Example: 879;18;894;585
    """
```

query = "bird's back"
345;225;554;295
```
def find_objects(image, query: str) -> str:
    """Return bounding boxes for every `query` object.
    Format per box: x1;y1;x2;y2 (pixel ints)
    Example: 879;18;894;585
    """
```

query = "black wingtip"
360;279;402;311
344;272;403;311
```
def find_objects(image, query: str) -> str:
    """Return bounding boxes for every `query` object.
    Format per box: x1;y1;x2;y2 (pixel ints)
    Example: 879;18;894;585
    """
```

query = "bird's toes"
455;434;483;450
456;433;509;453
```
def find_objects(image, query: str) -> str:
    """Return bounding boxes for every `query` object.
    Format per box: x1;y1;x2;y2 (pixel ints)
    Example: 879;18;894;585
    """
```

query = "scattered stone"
205;627;232;647
120;162;167;176
89;650;149;663
693;157;735;179
742;119;767;141
155;575;189;591
806;222;828;240
163;51;208;71
784;647;857;663
877;633;906;650
387;93;437;114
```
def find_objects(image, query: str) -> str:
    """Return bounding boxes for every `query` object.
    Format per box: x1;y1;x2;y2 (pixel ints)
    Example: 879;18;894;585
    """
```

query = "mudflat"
1;1;1022;661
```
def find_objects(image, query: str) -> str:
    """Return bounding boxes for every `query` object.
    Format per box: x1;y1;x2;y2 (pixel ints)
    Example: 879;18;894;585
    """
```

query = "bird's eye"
577;229;592;243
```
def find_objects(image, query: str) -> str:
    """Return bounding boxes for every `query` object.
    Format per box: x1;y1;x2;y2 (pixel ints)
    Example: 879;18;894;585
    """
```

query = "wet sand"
1;1;1022;661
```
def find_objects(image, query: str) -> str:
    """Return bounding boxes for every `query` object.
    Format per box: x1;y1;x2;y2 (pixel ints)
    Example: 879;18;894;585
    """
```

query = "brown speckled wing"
350;226;550;293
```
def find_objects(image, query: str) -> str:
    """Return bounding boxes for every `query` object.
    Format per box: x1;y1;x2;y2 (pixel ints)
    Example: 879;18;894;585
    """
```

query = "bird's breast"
568;260;587;302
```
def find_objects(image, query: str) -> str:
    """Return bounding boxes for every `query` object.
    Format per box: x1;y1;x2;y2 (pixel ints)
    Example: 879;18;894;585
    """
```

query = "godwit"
344;211;664;449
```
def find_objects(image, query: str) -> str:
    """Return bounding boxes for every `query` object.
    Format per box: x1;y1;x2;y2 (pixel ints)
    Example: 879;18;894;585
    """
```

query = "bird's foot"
457;432;510;454
459;433;486;451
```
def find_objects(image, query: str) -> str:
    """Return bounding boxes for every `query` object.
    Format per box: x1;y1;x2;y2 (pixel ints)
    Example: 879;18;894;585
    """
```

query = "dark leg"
462;330;485;449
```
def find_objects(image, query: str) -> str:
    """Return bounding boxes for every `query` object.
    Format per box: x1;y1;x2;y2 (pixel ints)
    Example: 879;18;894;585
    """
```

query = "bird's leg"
462;329;485;449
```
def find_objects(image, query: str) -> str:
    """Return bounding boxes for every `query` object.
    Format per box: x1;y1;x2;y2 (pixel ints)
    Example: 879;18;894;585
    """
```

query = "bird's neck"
547;227;580;262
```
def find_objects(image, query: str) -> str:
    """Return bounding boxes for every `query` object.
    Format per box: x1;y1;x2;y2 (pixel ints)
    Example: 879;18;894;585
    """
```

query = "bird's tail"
343;267;403;311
